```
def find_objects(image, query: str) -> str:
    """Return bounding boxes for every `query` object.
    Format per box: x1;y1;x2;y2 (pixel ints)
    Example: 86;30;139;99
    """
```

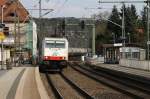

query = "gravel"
40;73;56;99
50;74;84;99
63;66;132;99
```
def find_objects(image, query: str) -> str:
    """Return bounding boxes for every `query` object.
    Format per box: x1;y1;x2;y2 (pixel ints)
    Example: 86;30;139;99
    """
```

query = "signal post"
0;24;6;69
60;20;96;56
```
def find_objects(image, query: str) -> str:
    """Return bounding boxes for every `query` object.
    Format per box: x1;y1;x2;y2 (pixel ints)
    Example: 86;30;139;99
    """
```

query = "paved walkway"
0;70;8;77
95;63;150;79
15;67;41;99
0;67;25;99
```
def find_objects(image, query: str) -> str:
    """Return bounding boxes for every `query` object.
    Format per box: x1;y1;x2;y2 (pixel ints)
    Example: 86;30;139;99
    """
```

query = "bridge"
69;48;91;56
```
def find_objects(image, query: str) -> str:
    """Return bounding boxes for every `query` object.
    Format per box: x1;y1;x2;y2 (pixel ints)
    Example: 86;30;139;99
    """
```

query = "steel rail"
81;65;150;93
59;72;94;99
69;63;147;98
83;64;150;94
45;73;64;99
88;65;150;93
76;64;150;97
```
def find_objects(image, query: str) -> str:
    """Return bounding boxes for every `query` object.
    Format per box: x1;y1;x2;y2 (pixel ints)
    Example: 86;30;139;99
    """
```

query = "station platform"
93;63;150;79
0;67;26;99
0;66;49;99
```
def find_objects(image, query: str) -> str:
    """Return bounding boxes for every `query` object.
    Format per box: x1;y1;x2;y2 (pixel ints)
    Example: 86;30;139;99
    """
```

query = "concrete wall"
6;23;28;45
119;59;150;70
69;48;91;53
0;49;10;61
85;56;104;64
32;21;37;58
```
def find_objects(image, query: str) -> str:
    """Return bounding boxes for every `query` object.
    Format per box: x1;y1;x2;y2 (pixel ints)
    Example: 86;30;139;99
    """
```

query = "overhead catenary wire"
98;0;147;3
98;0;148;59
52;0;69;17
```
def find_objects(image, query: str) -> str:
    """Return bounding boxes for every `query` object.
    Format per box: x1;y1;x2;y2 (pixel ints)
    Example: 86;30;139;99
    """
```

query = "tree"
107;5;122;43
140;6;148;44
120;4;138;43
141;6;147;33
130;5;138;42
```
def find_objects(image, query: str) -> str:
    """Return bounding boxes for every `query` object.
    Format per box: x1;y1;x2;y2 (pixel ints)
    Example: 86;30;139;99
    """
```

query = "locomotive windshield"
56;41;65;48
45;40;65;48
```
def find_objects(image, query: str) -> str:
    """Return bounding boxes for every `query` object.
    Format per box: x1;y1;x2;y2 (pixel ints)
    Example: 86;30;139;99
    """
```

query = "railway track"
69;62;150;99
45;72;94;99
86;65;150;93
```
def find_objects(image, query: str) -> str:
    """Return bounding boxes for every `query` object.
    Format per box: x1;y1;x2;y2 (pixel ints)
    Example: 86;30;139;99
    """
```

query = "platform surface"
0;67;25;99
95;63;150;79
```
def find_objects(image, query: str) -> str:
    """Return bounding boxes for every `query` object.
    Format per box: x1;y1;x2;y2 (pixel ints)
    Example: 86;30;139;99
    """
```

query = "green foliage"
107;5;122;43
123;5;138;42
140;6;148;44
95;4;143;44
141;6;147;32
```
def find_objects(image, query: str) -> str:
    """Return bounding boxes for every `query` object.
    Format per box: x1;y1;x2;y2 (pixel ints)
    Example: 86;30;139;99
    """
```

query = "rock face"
34;18;92;50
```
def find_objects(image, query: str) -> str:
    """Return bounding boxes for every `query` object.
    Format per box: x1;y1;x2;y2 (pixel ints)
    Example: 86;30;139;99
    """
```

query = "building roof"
0;0;29;23
103;43;144;48
0;0;6;6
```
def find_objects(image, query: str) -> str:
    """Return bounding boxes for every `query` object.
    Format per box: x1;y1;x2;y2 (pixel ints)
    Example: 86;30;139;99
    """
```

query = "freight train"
39;37;68;72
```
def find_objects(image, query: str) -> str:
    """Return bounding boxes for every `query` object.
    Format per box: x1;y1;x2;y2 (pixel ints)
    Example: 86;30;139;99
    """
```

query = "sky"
20;0;146;18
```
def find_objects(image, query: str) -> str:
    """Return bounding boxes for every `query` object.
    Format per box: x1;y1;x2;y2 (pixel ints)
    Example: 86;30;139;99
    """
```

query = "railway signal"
80;20;85;30
3;27;9;36
0;24;5;29
62;19;66;30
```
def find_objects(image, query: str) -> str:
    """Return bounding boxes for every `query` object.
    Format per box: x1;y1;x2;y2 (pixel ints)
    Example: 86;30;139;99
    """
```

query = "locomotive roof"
44;37;68;41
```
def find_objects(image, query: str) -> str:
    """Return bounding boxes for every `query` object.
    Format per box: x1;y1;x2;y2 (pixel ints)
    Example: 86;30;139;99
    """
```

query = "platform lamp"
112;32;115;44
1;5;6;24
128;32;131;44
1;5;6;69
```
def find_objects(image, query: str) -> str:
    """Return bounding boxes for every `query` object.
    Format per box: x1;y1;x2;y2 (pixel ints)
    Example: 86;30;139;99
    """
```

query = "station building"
103;43;145;64
0;0;37;68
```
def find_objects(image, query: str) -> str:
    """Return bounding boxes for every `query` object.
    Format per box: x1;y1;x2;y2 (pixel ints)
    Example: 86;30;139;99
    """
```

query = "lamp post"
128;32;131;44
112;32;115;44
1;5;5;24
1;5;6;69
147;0;150;70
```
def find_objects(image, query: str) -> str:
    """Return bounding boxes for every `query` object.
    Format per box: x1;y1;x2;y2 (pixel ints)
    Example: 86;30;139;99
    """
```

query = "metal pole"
128;32;131;43
17;16;21;65
2;5;4;24
122;3;126;59
129;33;131;43
1;5;4;69
14;10;17;67
38;0;42;62
1;6;2;69
92;24;95;56
147;0;150;70
1;40;3;69
87;31;89;54
112;32;115;44
39;0;42;18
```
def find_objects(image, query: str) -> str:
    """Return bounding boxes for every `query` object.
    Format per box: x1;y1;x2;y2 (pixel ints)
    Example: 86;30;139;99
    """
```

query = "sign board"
2;37;14;44
147;41;150;45
120;47;140;52
114;43;123;47
0;32;6;40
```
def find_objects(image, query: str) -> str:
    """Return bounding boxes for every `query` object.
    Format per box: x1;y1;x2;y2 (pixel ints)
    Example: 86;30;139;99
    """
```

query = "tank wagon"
39;37;68;71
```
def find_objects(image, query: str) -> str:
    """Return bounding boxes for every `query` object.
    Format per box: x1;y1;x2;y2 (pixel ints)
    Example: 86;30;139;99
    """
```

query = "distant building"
25;20;37;64
103;43;145;64
34;18;92;55
0;0;35;67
